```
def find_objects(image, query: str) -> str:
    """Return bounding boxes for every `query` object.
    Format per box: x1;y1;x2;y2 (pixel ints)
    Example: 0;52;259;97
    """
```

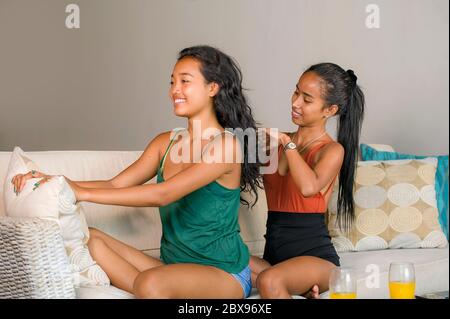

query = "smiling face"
169;57;218;118
291;71;337;126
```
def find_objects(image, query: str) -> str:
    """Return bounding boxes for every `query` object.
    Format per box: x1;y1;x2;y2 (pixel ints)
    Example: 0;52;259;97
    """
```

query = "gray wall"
0;0;448;155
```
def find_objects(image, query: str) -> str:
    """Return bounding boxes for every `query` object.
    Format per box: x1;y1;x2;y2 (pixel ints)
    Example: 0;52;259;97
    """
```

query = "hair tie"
346;69;358;85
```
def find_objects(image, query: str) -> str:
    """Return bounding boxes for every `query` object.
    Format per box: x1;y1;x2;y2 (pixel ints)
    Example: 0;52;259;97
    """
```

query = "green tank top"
156;129;250;273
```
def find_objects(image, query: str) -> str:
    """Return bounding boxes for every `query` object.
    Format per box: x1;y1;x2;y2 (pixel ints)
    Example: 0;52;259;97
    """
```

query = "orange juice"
330;292;357;299
389;281;416;299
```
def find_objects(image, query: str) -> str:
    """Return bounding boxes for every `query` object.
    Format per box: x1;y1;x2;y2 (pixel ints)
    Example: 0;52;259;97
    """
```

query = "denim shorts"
231;265;252;298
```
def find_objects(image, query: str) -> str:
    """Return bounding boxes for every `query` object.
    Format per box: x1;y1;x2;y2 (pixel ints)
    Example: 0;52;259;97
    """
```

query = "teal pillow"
360;144;449;240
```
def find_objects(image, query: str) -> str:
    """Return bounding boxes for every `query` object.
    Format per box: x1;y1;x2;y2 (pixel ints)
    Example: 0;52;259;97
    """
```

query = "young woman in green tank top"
13;46;262;298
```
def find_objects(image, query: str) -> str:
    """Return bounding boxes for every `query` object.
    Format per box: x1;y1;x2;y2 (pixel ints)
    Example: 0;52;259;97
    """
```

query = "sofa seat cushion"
75;286;306;299
78;247;448;299
76;285;134;299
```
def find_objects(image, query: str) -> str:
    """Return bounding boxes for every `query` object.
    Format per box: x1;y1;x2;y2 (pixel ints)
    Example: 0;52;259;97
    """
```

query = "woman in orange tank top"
251;63;365;298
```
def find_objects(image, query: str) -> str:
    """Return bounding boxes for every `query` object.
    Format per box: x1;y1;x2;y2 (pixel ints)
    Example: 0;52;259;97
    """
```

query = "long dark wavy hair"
305;63;365;231
178;45;262;206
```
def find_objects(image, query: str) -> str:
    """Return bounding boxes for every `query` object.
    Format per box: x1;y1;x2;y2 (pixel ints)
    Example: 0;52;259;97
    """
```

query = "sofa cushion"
360;143;449;240
76;285;134;299
76;247;449;299
328;158;448;252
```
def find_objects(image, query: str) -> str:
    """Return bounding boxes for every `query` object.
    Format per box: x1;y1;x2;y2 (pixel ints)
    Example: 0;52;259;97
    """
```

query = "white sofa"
0;145;448;299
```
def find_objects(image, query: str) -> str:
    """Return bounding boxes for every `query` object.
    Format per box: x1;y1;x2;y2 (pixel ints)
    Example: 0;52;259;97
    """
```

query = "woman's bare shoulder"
318;140;345;159
142;131;176;158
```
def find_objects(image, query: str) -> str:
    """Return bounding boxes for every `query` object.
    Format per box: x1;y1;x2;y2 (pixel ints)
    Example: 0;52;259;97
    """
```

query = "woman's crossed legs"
87;228;244;298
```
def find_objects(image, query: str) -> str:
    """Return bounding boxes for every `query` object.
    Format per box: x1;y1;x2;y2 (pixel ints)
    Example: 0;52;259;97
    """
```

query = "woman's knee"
88;227;102;239
87;231;106;255
256;269;284;296
87;228;107;246
133;271;169;299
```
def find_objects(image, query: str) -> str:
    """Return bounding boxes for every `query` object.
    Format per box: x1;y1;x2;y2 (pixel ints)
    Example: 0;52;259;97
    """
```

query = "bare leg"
250;255;319;298
249;255;271;288
256;256;335;299
87;227;163;293
134;263;244;299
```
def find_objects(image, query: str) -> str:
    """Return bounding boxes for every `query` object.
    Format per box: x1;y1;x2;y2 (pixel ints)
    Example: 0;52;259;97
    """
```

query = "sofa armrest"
0;217;76;299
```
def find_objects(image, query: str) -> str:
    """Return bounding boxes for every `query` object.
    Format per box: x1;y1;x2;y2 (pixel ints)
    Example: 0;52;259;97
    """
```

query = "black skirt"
263;211;340;267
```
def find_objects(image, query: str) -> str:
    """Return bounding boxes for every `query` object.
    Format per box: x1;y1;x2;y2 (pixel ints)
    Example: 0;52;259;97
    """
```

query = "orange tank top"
263;141;337;214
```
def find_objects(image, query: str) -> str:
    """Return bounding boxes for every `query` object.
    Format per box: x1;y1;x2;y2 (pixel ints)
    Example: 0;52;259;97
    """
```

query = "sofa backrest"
0;144;394;258
0;150;268;258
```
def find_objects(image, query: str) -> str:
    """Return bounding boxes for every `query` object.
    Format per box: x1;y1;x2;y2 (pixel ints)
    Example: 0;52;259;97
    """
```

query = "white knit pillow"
3;147;110;287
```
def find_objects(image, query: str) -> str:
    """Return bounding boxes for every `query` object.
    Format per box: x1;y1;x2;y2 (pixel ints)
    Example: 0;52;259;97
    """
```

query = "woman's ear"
326;104;339;117
208;82;220;97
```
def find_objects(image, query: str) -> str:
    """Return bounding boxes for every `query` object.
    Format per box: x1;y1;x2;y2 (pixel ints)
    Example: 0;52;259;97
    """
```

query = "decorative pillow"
3;147;110;287
360;144;449;240
328;157;448;252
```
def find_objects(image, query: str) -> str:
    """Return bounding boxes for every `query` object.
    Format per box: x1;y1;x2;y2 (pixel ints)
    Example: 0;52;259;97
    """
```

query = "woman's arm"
73;180;114;189
15;132;170;195
283;142;344;197
276;133;292;176
73;132;170;189
262;128;290;175
69;134;239;207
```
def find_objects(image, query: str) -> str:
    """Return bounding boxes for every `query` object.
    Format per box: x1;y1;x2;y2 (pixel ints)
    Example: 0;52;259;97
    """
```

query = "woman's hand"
11;171;87;202
264;128;292;148
64;176;88;202
11;170;52;195
278;132;292;147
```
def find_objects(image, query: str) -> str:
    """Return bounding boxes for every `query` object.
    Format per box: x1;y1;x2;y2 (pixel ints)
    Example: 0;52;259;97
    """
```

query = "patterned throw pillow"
328;158;448;252
360;143;449;240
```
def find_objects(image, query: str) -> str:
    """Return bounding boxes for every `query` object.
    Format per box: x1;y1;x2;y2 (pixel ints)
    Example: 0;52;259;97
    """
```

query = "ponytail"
337;77;365;230
306;64;365;231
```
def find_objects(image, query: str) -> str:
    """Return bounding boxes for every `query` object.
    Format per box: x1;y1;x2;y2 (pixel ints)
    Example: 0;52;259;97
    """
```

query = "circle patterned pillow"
328;158;448;252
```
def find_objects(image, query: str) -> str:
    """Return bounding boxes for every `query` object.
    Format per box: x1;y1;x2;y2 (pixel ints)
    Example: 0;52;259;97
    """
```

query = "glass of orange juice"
329;267;357;299
389;262;416;299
